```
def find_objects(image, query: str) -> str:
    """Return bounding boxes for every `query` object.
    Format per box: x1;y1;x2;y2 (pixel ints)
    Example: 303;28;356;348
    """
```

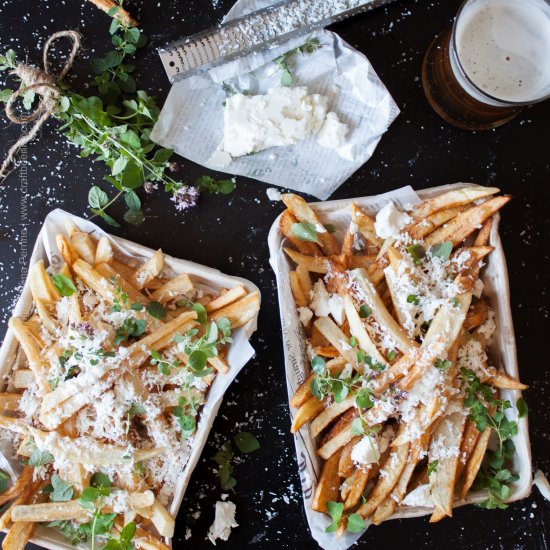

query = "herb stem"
88;189;124;221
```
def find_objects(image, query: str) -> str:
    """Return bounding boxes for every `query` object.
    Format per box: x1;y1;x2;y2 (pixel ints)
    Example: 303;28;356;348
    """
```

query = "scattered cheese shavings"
207;501;238;545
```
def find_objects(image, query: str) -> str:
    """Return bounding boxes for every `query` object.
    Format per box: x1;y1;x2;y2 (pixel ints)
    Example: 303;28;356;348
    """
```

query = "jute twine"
0;30;81;181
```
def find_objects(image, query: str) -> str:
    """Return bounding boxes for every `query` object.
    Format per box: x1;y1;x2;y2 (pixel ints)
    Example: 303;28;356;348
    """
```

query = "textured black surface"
0;0;549;549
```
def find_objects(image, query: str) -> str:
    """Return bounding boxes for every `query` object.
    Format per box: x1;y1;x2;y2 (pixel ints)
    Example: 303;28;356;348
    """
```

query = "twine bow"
0;30;81;181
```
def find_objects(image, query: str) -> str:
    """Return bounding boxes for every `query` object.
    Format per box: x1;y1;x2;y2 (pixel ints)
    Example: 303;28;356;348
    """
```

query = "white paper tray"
0;209;261;550
268;184;532;550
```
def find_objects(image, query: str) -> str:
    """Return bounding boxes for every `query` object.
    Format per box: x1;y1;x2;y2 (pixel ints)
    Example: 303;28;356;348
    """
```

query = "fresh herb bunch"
0;0;235;227
325;501;366;534
460;367;528;509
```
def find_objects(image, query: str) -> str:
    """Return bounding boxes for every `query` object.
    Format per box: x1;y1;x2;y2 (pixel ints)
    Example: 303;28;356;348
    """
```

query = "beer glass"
422;0;550;130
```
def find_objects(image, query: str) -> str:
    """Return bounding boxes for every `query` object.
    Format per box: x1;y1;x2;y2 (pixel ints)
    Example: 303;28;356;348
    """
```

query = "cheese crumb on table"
207;501;238;545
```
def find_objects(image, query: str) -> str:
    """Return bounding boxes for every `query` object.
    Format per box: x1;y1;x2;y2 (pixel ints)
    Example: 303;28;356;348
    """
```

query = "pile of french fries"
0;220;259;549
281;187;527;533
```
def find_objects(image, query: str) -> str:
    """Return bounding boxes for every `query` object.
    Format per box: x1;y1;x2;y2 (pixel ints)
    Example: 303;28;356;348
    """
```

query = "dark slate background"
0;0;549;548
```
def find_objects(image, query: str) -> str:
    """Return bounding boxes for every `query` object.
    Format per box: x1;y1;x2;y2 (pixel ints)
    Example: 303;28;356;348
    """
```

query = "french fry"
357;437;410;518
281;194;339;255
313;317;358;367
283;247;331;274
338;436;362;478
95;236;114;265
317;409;359;460
311;449;342;513
429;412;467;518
29;260;56;306
134;249;164;289
463;299;489;331
149;273;194;303
424;195;511;247
351;204;383;248
410;186;499;221
295;263;313;299
56;234;78;267
0;393;21;412
209;291;261;328
205;285;246;313
407;205;468;240
291;397;325;433
150;498;175;538
289;271;308;307
70;231;97;265
460;428;492;498
344;466;372;510
310;397;356;438
289;357;346;408
347;268;416;353
474;217;494;246
11;491;154;522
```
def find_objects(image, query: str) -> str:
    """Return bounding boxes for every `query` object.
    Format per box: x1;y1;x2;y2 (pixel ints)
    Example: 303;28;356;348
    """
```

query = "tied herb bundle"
0;0;234;227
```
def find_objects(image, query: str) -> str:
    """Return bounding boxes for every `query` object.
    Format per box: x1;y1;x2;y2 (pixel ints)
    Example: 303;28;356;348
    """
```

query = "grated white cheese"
351;435;380;467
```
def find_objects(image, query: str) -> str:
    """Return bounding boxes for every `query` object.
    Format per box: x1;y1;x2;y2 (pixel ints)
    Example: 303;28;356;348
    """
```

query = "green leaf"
280;68;293;87
406;243;426;264
355;388;374;409
104;50;124;68
192;303;207;324
434;358;452;372
430;241;453;261
128;402;146;416
120;520;136;543
346;513;366;533
91;58;107;74
120;129;141;149
359;304;371;318
189;350;207;372
120;160;143;190
57;96;71;113
0;89;13;103
119;74;136;93
516;397;528;419
51;273;77;297
101;212;122;228
350;417;365;435
146;300;167;319
22;89;36;110
49;475;74;502
29;449;54;468
325;501;344;533
233;432;260;454
124;190;141;211
112;155;128;176
88;186;109;209
127;28;141;44
407;294;420;305
311;356;326;375
428;460;439;475
123;209;145;226
0;470;10;494
291;222;319;243
91;472;111;489
152;148;173;164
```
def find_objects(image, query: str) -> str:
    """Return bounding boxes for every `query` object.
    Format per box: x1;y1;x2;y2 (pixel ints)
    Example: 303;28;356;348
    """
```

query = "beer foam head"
455;0;550;103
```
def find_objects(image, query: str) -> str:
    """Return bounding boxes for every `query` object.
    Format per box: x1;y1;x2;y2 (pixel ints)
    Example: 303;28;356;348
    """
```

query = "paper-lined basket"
0;209;260;550
268;184;531;550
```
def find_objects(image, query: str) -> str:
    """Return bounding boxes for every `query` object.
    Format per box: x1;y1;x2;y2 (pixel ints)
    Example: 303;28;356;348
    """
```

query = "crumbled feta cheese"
374;202;412;239
317;112;349;149
266;188;282;201
402;484;433;507
220;86;328;157
310;280;344;324
208;149;233;167
297;306;313;327
207;501;238;545
351;435;380;466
